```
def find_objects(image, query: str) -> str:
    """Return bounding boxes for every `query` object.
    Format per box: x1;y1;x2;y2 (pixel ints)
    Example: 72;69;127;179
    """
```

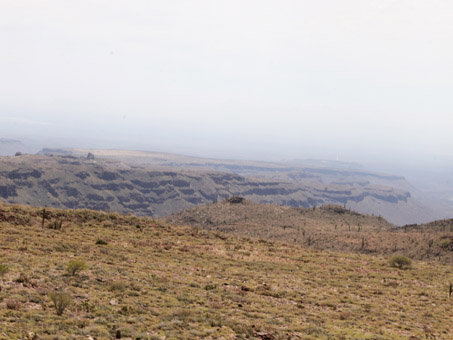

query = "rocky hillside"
0;154;425;224
167;199;453;264
0;202;452;339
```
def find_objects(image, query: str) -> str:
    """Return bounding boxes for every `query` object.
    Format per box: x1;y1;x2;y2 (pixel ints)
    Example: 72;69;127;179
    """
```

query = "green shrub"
49;291;72;315
0;264;8;276
96;239;108;245
66;260;87;276
389;255;412;269
438;238;451;249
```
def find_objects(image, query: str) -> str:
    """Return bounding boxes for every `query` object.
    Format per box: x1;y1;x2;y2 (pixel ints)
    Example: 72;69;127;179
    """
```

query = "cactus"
41;208;46;228
49;217;63;230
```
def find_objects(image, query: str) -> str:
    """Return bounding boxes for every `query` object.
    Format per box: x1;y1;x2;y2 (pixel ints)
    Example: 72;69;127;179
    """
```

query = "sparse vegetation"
168;200;453;264
0;204;452;339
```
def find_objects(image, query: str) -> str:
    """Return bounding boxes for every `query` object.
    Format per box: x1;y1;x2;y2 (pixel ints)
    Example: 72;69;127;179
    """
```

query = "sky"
1;0;452;169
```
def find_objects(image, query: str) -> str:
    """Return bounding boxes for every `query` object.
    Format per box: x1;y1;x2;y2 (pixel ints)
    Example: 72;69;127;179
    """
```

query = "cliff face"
0;154;422;223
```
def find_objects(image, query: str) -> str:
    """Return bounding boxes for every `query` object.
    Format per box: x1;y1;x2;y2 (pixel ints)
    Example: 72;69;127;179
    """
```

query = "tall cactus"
41;208;46;228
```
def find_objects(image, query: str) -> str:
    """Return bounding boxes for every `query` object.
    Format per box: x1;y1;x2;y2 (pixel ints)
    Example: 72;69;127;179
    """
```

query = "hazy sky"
1;1;452;167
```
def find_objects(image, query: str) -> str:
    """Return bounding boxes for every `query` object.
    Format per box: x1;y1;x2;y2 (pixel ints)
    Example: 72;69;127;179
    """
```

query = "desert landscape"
1;1;452;339
1;202;452;339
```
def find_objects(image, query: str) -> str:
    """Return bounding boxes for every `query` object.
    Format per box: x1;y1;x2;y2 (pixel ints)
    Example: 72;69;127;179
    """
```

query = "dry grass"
0;202;452;339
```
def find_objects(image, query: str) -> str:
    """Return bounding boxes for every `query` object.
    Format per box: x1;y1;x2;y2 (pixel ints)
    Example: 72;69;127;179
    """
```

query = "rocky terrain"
0;151;439;224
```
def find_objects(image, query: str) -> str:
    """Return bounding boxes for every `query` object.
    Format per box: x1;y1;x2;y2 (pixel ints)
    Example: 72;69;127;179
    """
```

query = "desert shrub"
54;242;79;253
338;311;351;320
438;238;451;249
5;299;21;310
49;291;72;315
389;255;412;269
168;309;196;323
66;260;87;276
204;284;217;291
15;272;30;284
102;221;115;228
109;281;127;292
96;239;108;245
77;300;95;313
0;264;8;276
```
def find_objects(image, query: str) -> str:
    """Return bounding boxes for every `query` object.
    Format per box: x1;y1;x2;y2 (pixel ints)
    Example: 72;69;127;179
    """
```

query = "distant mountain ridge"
0;138;22;144
54;148;442;224
0;138;23;156
0;150;442;224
